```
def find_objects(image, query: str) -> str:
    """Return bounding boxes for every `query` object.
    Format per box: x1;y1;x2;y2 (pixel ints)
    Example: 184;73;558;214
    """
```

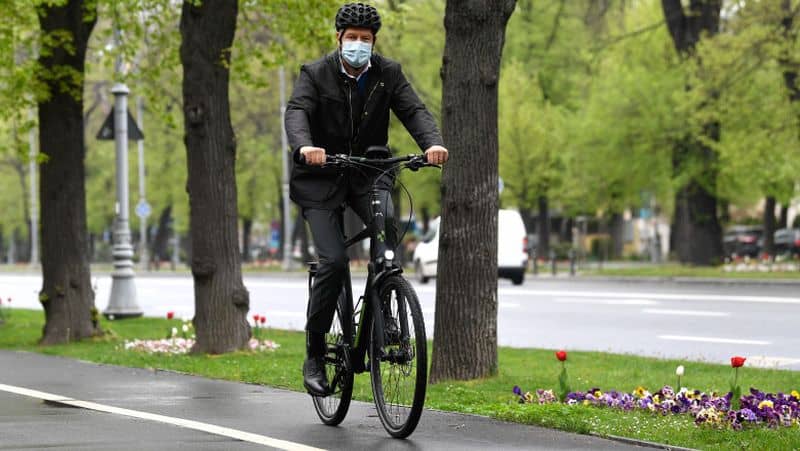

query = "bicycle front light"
384;250;395;261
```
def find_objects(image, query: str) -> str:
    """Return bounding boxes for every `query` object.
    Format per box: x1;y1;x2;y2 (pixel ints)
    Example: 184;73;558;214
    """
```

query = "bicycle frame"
341;186;403;375
305;151;431;374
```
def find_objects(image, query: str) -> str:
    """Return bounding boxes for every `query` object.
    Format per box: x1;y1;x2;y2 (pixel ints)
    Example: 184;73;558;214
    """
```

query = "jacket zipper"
347;82;354;157
361;80;380;121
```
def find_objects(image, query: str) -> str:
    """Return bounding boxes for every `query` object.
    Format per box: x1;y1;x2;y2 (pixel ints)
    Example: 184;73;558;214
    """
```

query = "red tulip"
166;311;174;320
731;356;746;368
253;314;260;322
259;316;266;325
555;350;567;362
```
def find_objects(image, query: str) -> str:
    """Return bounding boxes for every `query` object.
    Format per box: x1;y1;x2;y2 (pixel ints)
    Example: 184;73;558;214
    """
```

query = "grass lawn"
1;309;798;450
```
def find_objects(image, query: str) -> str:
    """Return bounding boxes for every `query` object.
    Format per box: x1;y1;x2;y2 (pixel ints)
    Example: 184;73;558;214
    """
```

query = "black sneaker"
303;356;330;396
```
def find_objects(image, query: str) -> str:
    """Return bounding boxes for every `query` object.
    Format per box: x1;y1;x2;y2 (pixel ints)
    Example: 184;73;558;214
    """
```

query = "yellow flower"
634;386;647;398
594;390;602;397
791;390;800;400
653;394;661;404
523;392;534;403
758;400;774;410
583;400;590;406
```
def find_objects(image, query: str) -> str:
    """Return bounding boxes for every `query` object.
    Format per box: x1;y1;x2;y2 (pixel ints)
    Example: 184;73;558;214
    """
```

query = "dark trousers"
304;188;396;334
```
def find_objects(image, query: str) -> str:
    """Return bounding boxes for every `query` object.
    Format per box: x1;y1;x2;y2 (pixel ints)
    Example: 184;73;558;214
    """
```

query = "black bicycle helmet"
335;3;382;34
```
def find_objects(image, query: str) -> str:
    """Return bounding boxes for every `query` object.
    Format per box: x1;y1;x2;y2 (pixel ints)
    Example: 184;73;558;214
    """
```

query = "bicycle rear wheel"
369;275;427;438
312;290;353;425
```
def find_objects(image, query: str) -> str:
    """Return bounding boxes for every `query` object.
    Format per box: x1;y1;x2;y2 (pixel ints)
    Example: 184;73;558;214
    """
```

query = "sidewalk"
0;351;646;451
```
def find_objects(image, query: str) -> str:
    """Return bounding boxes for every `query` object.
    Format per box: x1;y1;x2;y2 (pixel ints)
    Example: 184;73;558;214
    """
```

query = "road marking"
0;383;325;451
658;335;770;345
556;298;658;306
506;289;800;305
643;308;729;317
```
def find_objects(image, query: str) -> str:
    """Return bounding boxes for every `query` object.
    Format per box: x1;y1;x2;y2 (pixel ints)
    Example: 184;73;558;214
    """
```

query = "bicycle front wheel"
312;290;353;425
369;275;427;438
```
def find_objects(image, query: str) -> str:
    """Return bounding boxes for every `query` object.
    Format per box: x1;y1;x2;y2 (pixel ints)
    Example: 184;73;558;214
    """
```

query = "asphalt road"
0;351;642;450
2;271;799;370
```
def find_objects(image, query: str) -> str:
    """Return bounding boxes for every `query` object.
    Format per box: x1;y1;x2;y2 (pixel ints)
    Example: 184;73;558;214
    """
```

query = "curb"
529;275;800;286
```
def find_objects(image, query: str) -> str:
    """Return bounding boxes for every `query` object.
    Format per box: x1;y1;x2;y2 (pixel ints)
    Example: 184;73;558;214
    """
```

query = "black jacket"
285;51;443;209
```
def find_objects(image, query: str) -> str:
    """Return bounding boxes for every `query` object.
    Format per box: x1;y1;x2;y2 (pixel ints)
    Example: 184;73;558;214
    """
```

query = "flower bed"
515;351;800;431
121;311;280;355
123;337;280;354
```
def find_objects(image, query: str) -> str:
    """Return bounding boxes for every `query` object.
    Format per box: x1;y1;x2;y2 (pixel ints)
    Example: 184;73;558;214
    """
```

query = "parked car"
412;209;528;285
774;228;800;256
723;225;763;258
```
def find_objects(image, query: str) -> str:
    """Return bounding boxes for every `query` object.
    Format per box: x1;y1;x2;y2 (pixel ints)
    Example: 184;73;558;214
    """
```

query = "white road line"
0;383;325;451
505;289;800;305
643;308;729;317
556;298;658;306
658;335;771;345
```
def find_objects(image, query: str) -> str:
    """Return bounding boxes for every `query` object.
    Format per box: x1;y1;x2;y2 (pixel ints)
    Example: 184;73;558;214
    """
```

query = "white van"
412;209;528;285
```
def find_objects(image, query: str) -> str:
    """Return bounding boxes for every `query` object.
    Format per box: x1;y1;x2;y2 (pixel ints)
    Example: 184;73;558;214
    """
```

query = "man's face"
337;27;374;46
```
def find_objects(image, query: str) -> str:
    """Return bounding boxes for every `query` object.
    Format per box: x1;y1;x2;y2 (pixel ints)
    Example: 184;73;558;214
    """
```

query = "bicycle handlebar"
297;152;439;171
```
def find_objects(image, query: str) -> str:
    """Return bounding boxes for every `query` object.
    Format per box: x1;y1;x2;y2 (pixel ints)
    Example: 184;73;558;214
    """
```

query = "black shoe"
303;356;330;396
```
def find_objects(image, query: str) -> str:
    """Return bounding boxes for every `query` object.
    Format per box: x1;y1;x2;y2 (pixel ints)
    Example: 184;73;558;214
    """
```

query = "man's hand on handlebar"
300;146;326;166
424;145;448;165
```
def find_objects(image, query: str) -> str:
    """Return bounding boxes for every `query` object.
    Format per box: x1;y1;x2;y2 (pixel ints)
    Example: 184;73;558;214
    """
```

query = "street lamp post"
279;67;294;270
104;83;142;319
135;96;149;270
28;108;38;266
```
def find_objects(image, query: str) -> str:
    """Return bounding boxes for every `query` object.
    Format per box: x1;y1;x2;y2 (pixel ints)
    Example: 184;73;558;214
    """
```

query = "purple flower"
513;385;522;396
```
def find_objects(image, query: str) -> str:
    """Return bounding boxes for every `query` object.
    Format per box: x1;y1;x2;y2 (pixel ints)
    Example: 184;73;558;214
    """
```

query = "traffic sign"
96;109;144;141
135;200;151;219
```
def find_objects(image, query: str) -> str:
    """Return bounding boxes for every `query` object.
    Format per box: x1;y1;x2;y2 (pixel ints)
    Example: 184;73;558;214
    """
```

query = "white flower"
676;365;685;376
171;327;178;337
182;324;189;333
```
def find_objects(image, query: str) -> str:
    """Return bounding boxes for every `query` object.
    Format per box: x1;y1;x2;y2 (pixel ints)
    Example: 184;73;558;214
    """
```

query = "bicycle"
301;147;438;438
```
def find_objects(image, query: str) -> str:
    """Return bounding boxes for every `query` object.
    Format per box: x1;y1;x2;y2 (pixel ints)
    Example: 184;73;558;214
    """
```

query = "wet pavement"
0;351;645;450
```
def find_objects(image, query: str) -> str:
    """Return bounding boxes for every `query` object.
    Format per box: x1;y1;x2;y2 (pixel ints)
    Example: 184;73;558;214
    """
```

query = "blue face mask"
341;40;372;69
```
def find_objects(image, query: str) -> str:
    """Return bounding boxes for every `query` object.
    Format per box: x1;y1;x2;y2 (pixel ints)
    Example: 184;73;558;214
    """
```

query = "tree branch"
544;0;566;52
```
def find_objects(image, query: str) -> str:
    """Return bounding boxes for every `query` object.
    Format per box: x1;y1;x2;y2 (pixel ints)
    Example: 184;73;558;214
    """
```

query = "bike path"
0;351;646;450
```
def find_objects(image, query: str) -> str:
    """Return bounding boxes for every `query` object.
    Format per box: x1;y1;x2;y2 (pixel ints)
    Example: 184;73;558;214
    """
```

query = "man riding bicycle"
285;2;448;396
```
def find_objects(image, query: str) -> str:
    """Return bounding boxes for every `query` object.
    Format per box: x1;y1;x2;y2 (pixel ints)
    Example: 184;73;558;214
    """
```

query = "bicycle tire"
369;275;427;438
312;290;354;425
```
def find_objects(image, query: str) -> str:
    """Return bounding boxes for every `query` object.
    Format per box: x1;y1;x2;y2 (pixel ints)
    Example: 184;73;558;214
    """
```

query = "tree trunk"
662;0;723;266
763;196;776;257
609;212;624;259
430;0;516;383
537;195;550;257
241;217;252;263
150;205;173;266
180;0;249;353
778;204;789;230
420;206;431;234
36;0;98;344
